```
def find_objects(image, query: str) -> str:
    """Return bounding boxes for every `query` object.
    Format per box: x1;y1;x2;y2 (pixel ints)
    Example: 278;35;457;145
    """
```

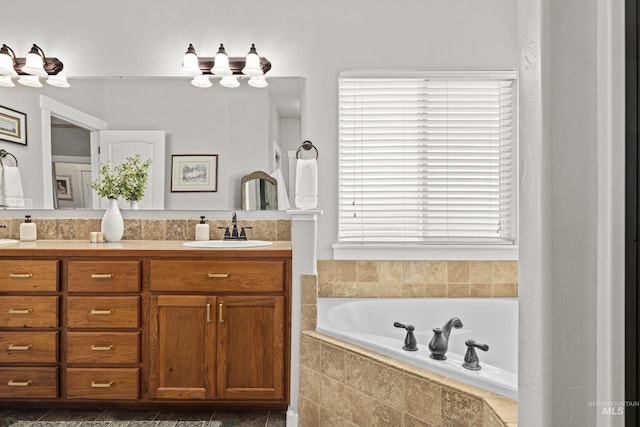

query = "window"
338;71;517;246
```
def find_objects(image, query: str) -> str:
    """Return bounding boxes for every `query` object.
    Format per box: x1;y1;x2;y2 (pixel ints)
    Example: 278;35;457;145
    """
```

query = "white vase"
101;199;124;242
129;200;139;210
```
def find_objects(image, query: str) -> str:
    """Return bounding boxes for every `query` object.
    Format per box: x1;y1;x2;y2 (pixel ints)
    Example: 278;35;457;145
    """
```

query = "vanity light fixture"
191;75;212;88
0;43;69;88
180;43;270;88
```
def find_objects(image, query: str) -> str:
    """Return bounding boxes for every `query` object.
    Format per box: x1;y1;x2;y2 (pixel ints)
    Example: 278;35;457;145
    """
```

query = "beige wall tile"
470;261;493;284
299;365;322;402
425;261;447;284
404;413;436;427
319;407;350;427
36;219;56;239
333;282;358;297
424;283;447;298
344;351;373;395
372;401;404;427
372;362;405;410
301;275;318;305
442;387;483;427
402;283;425;298
319;375;346;420
300;333;321;371
447;261;470;284
301;305;317;331
317;260;335;284
320;343;345;382
402;261;426;285
493;283;517;298
299;395;320;427
335;260;357;283
492;261;518;284
342;385;374;426
357;281;380;297
378;281;404;298
357;260;380;283
470;283;493;298
276;219;291;241
484;395;518;424
447;283;470;298
318;282;334;298
141;219;165;240
123;219;143;240
165;219;188;240
405;374;441;425
483;404;507;427
379;260;403;285
247;219;277;241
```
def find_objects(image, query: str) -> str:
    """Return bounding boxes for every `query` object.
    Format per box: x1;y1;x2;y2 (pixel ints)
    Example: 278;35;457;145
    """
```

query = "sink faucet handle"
217;226;231;238
393;322;418;351
239;226;252;240
462;339;489;371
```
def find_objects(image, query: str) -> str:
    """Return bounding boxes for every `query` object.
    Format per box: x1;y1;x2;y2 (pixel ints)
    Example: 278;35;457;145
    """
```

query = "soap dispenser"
195;216;209;241
20;215;37;242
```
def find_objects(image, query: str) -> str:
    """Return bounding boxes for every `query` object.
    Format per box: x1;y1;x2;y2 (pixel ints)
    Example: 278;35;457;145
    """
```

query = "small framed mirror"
241;171;278;210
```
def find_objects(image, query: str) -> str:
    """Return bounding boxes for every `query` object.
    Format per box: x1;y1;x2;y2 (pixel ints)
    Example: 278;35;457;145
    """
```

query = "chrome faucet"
428;317;463;360
218;212;252;240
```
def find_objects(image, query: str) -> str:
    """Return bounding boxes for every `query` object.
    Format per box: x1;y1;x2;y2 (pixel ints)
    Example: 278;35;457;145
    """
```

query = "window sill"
332;243;518;261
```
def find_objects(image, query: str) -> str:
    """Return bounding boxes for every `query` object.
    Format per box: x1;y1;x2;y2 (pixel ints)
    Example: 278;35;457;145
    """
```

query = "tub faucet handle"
462;339;489;370
393;322;418;351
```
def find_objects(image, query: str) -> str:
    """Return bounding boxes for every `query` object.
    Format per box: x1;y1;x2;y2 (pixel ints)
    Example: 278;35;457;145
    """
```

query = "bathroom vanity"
0;240;291;410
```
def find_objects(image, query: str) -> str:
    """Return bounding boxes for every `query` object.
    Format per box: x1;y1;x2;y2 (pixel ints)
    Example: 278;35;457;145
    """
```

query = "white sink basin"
0;239;17;244
183;240;273;248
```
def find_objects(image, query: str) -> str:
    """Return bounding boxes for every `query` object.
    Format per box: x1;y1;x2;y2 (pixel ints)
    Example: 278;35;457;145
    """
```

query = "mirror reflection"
241;171;277;210
0;76;302;211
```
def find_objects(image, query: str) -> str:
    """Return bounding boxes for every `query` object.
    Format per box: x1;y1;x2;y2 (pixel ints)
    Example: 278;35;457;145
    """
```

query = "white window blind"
338;73;517;245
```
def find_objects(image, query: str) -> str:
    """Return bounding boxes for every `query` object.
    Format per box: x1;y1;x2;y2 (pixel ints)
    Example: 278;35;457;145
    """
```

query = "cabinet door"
217;296;285;400
149;295;215;400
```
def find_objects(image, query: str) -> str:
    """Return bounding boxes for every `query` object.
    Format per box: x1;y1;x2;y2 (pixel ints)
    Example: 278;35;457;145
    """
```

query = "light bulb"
180;44;201;76
219;75;240;88
46;75;70;88
191;75;212;88
241;44;263;76
0;76;14;87
18;75;43;87
21;44;47;77
248;76;268;88
211;43;232;76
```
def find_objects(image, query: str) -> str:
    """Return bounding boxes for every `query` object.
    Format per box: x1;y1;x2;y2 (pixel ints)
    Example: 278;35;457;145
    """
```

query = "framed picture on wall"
56;175;73;200
0;105;27;146
171;154;218;192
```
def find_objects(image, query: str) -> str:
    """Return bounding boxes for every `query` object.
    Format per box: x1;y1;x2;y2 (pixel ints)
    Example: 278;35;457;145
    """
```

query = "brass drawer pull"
8;380;32;387
91;381;113;388
219;303;224;324
8;309;32;314
90;273;113;279
208;273;229;278
91;345;114;351
8;273;32;278
8;344;32;351
206;303;212;323
90;309;113;315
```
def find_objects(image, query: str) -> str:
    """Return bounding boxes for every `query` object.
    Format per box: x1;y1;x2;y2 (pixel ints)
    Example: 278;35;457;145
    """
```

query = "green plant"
91;155;152;201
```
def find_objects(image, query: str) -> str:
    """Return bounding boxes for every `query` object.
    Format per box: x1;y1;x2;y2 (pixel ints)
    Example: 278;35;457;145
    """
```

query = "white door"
97;130;166;209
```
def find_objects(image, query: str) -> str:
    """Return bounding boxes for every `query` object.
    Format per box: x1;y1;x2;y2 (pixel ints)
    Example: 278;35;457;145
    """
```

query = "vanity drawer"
67;332;139;364
149;260;285;292
0;296;58;328
0;331;58;363
0;367;58;399
67;296;139;329
0;260;58;292
66;368;139;400
67;260;140;293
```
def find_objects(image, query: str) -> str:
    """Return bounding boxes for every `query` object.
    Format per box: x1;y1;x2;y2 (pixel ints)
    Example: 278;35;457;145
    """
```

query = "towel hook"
0;149;17;166
296;140;318;160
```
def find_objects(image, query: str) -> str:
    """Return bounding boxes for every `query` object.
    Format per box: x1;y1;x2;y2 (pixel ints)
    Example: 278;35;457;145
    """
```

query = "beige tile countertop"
0;240;292;258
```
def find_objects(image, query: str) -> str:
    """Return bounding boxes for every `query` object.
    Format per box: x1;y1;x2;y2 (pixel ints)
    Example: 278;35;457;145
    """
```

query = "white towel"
270;168;291;211
295;159;317;210
3;165;25;208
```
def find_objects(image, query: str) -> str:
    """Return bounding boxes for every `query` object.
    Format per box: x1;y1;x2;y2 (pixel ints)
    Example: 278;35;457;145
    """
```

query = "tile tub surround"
0;218;291;242
299;331;517;427
317;260;518;298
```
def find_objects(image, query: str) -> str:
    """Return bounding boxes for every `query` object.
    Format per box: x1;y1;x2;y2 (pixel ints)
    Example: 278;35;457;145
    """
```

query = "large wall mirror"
0;76;302;211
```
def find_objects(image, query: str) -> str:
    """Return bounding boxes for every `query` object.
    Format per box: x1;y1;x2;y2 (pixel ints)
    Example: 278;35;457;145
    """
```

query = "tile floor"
0;409;286;427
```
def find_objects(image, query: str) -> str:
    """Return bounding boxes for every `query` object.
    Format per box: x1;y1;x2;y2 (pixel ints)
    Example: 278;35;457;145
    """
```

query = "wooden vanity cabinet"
148;259;288;403
0;259;60;399
0;243;291;410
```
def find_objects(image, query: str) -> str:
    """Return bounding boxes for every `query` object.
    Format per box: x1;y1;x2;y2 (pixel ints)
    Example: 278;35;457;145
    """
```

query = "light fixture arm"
1;44;17;66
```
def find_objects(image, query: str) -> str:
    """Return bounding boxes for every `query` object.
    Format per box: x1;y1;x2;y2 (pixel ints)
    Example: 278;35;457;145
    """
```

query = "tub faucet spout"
428;317;463;360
